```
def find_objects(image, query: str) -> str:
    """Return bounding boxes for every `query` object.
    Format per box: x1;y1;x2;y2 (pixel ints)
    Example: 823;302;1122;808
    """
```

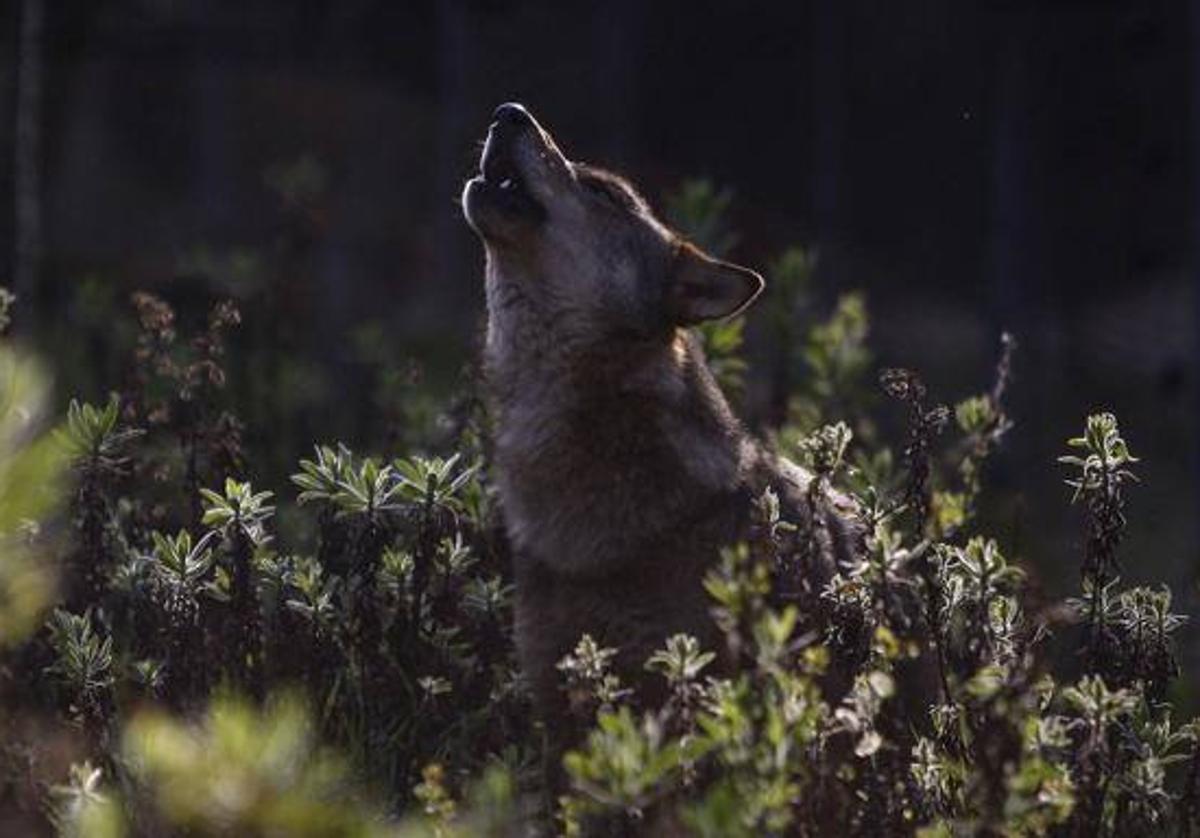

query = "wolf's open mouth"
481;143;523;193
476;137;542;218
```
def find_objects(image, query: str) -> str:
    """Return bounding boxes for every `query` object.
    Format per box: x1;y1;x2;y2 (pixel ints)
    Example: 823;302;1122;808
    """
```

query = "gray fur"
461;104;862;734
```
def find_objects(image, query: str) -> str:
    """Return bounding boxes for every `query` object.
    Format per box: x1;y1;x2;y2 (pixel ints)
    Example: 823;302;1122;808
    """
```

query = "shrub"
0;182;1195;837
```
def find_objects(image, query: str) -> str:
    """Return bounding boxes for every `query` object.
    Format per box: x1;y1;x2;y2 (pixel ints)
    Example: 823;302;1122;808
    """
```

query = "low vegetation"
0;185;1195;836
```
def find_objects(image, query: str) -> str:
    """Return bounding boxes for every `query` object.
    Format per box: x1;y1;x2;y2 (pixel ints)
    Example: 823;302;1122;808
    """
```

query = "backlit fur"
461;105;862;755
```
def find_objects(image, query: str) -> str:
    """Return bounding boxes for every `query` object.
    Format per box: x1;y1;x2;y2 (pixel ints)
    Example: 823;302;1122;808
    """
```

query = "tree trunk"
1191;0;1200;584
810;0;846;273
13;0;44;331
433;0;473;321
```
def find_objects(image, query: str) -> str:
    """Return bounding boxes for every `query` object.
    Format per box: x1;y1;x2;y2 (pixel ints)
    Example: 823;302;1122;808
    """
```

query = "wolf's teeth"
499;178;513;190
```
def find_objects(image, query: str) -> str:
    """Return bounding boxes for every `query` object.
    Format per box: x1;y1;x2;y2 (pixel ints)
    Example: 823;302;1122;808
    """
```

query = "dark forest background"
2;1;1197;683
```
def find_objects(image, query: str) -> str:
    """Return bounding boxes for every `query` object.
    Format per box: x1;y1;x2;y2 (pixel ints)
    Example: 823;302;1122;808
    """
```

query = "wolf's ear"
667;242;765;325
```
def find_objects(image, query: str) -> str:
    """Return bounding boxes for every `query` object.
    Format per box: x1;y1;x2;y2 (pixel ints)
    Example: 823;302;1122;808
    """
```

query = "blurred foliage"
665;179;738;259
0;296;67;643
121;693;381;836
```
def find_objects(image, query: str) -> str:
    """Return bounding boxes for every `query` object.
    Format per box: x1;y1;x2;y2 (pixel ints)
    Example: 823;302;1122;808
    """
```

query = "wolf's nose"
493;102;533;128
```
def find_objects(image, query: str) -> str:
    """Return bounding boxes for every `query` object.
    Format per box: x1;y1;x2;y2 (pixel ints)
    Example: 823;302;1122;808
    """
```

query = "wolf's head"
462;104;764;359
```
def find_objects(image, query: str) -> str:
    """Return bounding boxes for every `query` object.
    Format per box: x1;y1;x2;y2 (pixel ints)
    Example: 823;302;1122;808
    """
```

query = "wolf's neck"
486;287;736;449
492;336;738;442
481;261;749;477
485;290;751;576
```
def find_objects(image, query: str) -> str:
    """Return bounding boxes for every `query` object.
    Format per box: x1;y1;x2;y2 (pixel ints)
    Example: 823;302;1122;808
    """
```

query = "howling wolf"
461;102;861;753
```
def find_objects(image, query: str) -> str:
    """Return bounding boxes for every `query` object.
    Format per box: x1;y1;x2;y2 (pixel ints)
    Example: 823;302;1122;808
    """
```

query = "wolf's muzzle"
462;106;548;237
492;102;534;130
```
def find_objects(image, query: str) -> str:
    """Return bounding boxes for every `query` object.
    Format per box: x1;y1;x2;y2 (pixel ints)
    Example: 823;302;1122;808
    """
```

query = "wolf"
461;103;862;758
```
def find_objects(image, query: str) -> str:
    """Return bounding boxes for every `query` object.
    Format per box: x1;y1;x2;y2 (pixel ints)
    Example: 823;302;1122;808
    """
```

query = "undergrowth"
0;185;1195;837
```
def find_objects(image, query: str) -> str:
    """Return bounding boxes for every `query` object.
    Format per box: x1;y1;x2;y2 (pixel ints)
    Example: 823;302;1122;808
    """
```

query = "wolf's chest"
492;396;715;576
